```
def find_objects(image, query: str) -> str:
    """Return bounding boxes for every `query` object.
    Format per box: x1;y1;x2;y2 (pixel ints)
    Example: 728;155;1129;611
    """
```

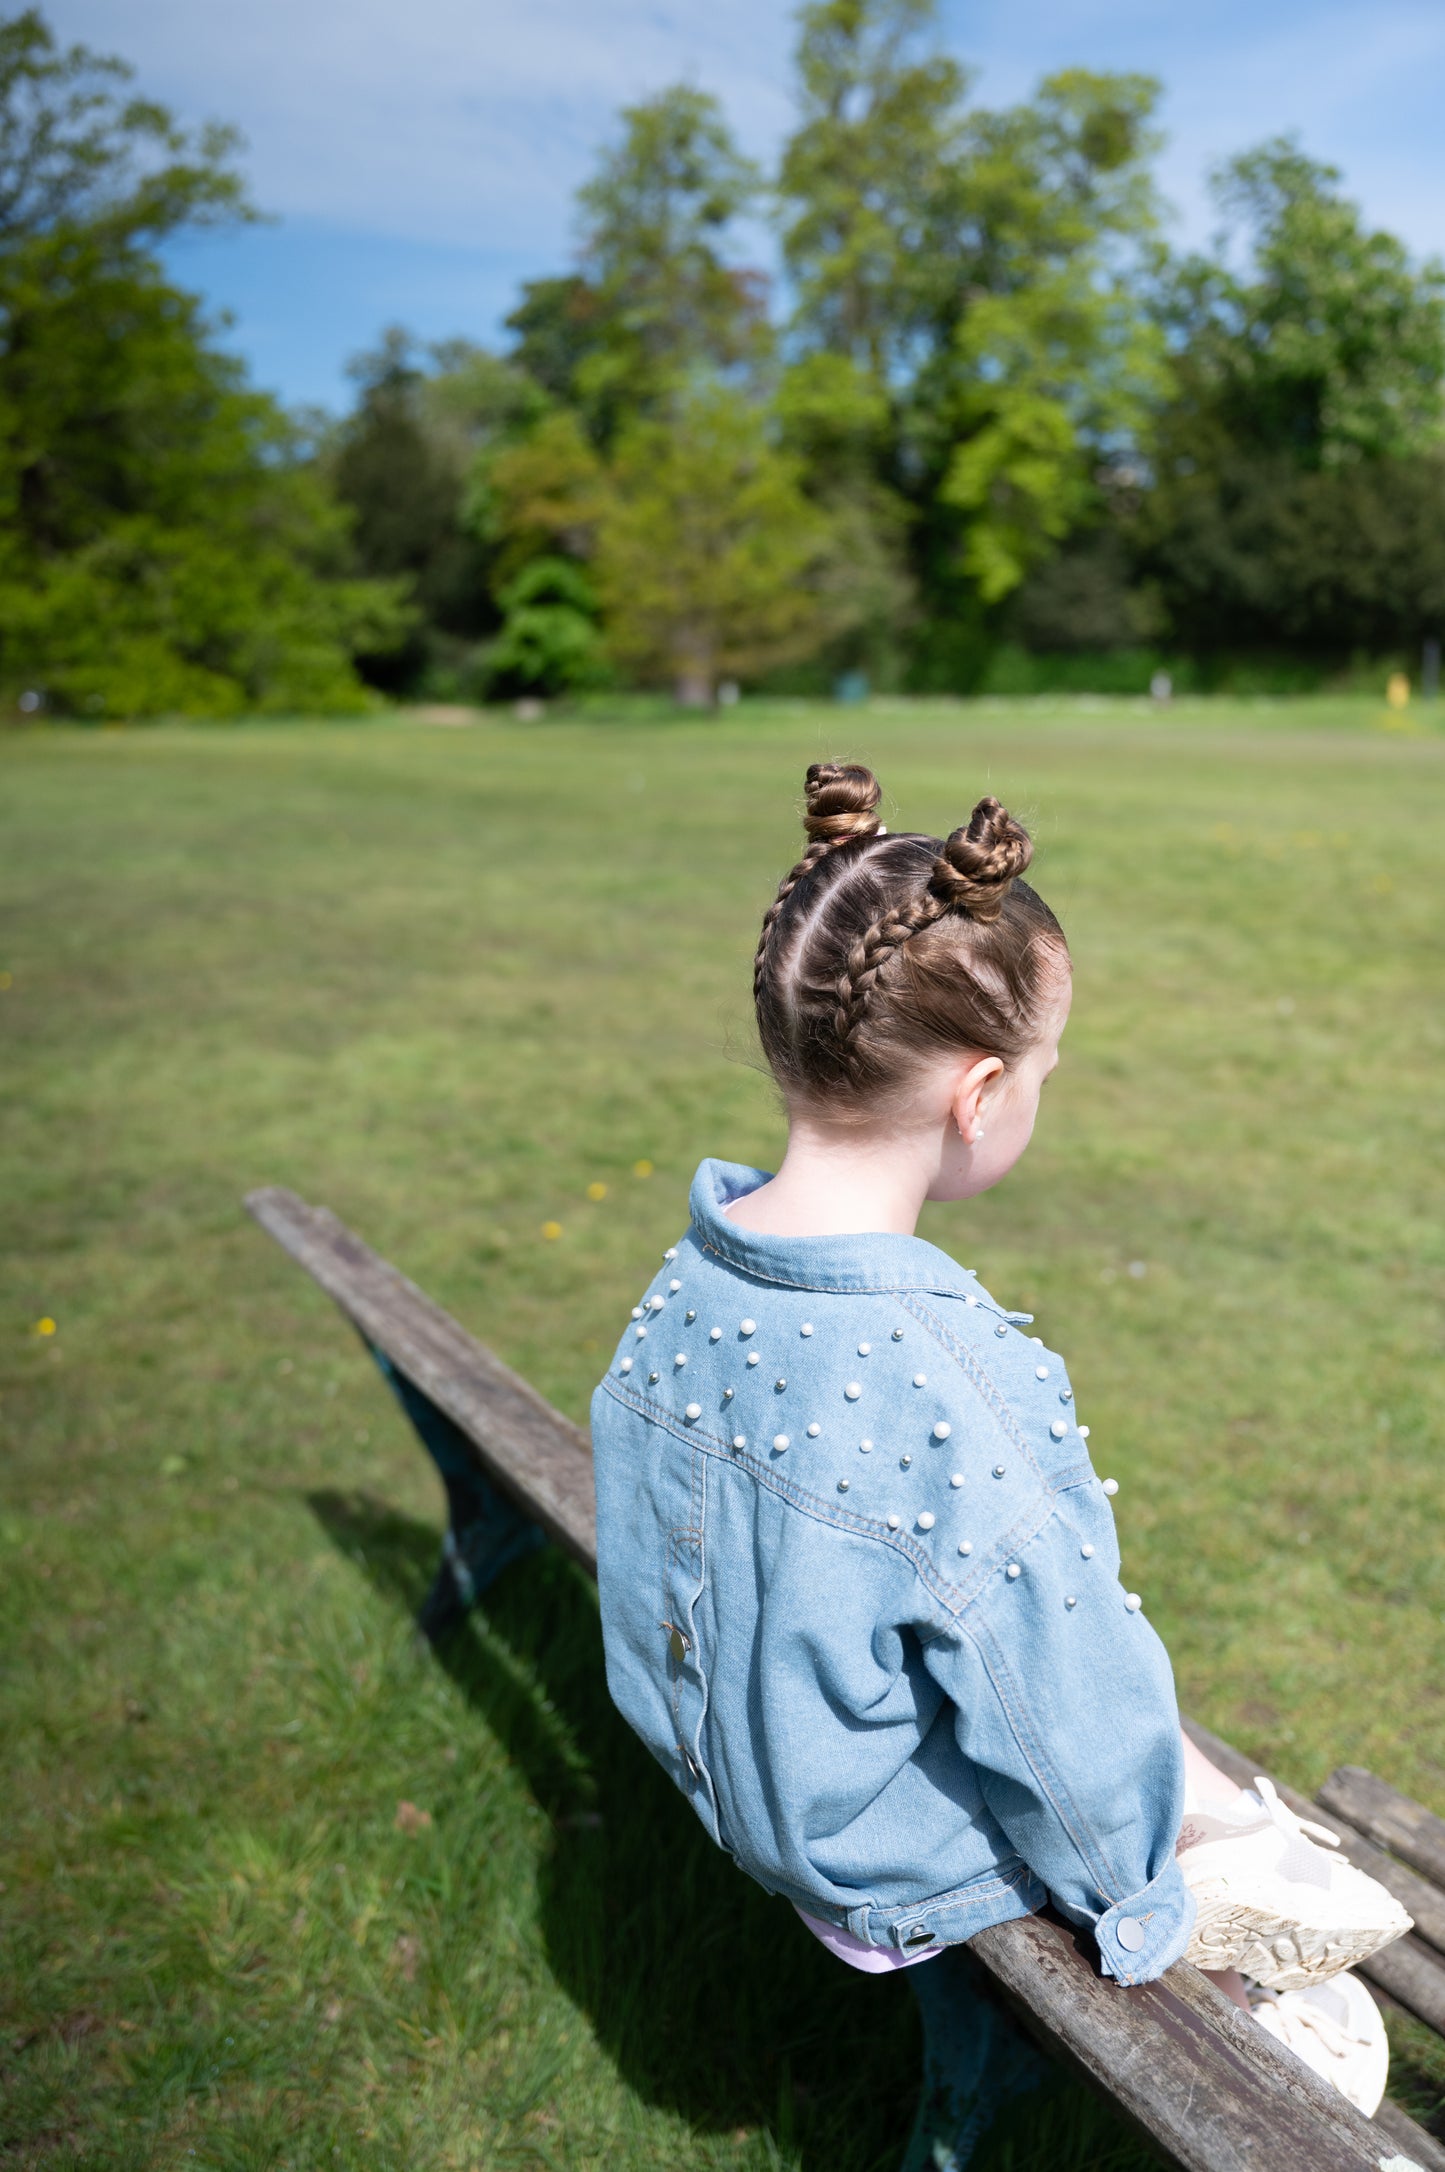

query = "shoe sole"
1185;1894;1410;1993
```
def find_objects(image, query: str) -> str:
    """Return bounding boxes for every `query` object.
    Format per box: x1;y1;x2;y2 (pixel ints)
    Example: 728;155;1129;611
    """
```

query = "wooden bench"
246;1186;1445;2172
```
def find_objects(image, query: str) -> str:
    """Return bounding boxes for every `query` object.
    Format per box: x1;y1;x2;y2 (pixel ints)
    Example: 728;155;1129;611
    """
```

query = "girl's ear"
948;1054;1005;1145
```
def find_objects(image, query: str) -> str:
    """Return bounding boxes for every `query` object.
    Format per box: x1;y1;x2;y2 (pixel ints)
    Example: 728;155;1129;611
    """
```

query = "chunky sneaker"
1179;1775;1412;1991
1250;1971;1390;2115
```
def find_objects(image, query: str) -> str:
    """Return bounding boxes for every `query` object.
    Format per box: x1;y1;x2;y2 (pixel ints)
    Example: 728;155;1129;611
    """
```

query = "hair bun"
803;761;883;847
931;796;1033;922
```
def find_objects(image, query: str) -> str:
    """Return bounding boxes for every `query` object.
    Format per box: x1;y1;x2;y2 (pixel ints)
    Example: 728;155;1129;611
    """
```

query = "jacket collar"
688;1157;991;1303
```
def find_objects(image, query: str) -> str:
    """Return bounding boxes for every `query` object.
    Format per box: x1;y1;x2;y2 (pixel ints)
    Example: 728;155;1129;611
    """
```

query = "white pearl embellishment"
747;1353;760;1367
1102;1478;1118;1496
669;1279;681;1293
913;1373;927;1387
675;1353;687;1367
1065;1595;1077;1609
933;1421;951;1441
800;1322;813;1336
844;1382;862;1400
807;1423;821;1438
631;1307;642;1320
1050;1419;1067;1439
958;1540;973;1555
858;1342;871;1356
993;1464;1006;1478
1081;1543;1095;1558
1036;1365;1049;1380
950;1472;964;1488
709;1327;722;1341
732;1434;747;1449
917;1512;935;1531
1125;1593;1142;1612
740;1319;756;1335
685;1403;701;1420
859;1438;873;1453
1006;1563;1021;1579
620;1358;632;1373
887;1513;901;1530
773;1434;790;1452
649;1295;665;1310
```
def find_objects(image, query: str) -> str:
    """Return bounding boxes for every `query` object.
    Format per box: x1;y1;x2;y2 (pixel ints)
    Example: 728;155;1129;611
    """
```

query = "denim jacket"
591;1158;1195;1985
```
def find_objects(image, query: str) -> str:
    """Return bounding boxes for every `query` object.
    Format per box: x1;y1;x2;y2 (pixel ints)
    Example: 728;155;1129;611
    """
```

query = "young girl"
591;763;1407;2145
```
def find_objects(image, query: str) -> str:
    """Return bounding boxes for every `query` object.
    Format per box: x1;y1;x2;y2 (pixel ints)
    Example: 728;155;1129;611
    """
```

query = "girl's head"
753;762;1070;1199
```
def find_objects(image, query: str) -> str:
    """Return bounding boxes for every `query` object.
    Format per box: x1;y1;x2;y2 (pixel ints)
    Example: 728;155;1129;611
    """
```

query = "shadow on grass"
307;1488;1158;2172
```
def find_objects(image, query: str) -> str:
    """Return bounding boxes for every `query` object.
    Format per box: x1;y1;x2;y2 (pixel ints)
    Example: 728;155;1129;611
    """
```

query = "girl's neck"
724;1123;937;1239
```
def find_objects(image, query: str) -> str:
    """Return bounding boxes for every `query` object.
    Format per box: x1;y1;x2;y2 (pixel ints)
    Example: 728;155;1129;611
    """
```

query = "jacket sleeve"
917;1478;1195;1986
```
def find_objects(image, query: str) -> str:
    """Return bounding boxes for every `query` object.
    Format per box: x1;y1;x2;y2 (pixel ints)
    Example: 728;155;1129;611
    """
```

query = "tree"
779;0;966;382
483;557;606;699
0;9;409;716
594;387;831;703
567;86;768;433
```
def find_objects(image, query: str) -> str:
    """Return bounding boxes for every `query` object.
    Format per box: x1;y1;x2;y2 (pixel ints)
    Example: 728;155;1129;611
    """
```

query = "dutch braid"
752;762;882;1003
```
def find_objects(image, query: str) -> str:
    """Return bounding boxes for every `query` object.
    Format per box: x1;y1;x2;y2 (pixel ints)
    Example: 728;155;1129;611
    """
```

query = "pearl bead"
1006;1563;1021;1580
958;1540;973;1556
886;1513;901;1530
1060;1388;1073;1402
773;1434;790;1451
800;1323;814;1337
746;1353;760;1367
1030;1337;1042;1346
995;1324;1007;1338
669;1279;681;1293
859;1438;873;1453
845;1382;862;1400
675;1353;687;1367
913;1373;927;1388
837;1478;850;1493
1125;1592;1143;1612
1050;1419;1067;1439
631;1307;643;1320
1102;1478;1118;1496
732;1434;747;1450
1035;1365;1049;1380
1078;1425;1090;1439
949;1472;964;1488
858;1341;871;1356
740;1319;756;1335
709;1327;722;1341
933;1421;951;1441
917;1511;935;1531
993;1464;1006;1478
620;1358;633;1373
1065;1595;1077;1609
664;1248;678;1261
1081;1543;1095;1558
685;1403;701;1420
806;1423;821;1438
649;1295;665;1310
635;1326;647;1340
965;1294;978;1307
892;1328;904;1341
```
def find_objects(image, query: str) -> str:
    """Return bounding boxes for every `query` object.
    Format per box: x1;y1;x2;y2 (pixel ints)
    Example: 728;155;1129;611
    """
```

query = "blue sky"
51;0;1445;411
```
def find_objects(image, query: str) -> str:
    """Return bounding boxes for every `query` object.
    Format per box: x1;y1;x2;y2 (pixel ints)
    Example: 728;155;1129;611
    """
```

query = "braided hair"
753;767;1065;1107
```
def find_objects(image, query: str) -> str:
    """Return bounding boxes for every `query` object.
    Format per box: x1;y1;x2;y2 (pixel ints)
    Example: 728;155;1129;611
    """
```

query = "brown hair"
753;761;1067;1114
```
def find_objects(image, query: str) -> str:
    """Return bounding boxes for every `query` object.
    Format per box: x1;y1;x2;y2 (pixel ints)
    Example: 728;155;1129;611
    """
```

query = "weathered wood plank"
247;1194;1444;2172
1183;1719;1445;1962
1374;2096;1445;2172
1320;1769;1445;1896
972;1912;1418;2172
245;1187;597;1572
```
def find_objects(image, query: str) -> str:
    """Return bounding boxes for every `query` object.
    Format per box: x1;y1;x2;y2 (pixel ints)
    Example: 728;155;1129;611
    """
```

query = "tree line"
3;1;1444;718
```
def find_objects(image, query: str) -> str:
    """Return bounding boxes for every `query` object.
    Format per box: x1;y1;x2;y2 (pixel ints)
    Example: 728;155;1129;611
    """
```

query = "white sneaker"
1250;1971;1390;2115
1179;1775;1412;1991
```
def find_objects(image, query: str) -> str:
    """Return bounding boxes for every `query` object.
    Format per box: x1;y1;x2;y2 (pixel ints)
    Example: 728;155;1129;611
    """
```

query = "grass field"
3;694;1444;2170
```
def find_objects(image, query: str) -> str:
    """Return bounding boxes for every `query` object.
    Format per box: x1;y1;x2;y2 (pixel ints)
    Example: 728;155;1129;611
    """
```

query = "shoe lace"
1253;1992;1371;2060
1251;1775;1340;1851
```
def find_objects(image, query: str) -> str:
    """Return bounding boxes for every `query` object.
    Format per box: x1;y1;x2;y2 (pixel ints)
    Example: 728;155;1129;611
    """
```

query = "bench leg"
903;1945;1051;2170
368;1347;547;1640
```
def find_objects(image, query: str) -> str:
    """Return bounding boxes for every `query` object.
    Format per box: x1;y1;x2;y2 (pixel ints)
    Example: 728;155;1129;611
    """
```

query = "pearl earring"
973;1127;986;1144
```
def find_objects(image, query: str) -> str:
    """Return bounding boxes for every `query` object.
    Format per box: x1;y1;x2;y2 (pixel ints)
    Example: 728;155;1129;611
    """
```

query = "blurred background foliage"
2;0;1445;717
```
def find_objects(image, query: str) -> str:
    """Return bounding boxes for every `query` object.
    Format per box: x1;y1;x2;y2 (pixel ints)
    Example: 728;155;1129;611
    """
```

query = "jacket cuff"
1093;1857;1197;1986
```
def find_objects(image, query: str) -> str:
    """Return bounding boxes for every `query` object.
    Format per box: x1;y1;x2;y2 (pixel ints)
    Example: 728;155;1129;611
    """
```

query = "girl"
591;763;1406;2149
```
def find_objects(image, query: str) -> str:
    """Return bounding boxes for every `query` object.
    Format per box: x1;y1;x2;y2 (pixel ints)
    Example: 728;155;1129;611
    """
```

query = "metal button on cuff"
1115;1917;1146;1953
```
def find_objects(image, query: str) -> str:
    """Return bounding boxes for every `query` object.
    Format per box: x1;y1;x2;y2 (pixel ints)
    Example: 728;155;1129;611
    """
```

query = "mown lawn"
3;695;1444;2170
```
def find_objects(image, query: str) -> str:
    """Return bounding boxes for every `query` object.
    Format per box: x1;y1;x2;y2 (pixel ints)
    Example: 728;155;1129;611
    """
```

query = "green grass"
2;694;1443;2170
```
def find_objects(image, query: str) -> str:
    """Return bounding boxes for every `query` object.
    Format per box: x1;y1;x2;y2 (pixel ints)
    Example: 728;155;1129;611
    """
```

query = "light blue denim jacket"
591;1158;1195;1985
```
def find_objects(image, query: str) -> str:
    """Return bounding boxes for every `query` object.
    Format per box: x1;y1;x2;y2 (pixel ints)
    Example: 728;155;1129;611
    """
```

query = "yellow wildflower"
36;1317;56;1336
586;1181;607;1202
633;1159;654;1179
541;1220;563;1241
